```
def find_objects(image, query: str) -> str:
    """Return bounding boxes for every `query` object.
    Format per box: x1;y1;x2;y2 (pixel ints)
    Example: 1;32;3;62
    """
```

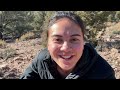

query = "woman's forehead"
49;18;81;32
48;27;82;38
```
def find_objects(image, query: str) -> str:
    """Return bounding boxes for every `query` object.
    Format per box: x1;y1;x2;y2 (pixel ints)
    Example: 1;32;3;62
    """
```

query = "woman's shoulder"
31;48;50;65
35;48;50;61
88;55;115;79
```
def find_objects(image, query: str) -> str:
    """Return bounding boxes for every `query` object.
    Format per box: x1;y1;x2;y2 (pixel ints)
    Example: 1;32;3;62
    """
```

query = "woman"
20;11;116;79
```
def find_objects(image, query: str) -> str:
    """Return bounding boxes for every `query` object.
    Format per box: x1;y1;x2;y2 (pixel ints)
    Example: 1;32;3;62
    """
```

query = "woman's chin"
60;64;73;71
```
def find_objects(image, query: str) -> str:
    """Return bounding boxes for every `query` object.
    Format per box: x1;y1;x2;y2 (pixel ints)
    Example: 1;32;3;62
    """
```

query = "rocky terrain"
0;38;42;79
0;22;120;79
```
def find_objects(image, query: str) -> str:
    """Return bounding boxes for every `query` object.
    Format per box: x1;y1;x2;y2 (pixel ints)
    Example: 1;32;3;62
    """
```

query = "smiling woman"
47;17;84;77
20;11;116;79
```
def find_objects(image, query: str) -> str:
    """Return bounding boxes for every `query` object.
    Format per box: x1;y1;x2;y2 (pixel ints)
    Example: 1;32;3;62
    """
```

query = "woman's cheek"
73;44;81;49
73;44;84;53
49;43;60;52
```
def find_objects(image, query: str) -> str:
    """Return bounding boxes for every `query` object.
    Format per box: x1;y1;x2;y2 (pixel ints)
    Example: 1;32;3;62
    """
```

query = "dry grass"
0;39;7;48
0;48;17;61
17;32;35;42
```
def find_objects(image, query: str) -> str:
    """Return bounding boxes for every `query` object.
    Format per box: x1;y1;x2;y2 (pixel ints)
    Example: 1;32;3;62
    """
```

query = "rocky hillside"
0;23;120;79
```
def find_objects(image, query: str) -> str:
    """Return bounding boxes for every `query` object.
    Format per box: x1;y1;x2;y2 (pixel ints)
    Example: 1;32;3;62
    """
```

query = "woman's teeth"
61;56;72;59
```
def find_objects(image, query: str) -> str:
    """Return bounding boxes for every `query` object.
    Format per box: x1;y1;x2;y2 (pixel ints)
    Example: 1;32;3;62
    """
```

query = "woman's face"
47;18;84;73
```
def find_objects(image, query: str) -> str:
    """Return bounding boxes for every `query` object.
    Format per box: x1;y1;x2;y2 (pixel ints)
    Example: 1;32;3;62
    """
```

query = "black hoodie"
20;43;116;79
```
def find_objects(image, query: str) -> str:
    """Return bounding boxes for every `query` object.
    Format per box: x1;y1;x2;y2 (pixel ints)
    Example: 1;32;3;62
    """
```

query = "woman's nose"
60;42;71;52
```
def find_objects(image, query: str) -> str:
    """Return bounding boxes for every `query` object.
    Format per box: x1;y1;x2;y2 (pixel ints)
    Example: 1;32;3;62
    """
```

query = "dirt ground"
0;38;42;79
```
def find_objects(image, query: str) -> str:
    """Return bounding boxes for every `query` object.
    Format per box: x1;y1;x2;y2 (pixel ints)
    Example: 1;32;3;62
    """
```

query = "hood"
65;43;99;79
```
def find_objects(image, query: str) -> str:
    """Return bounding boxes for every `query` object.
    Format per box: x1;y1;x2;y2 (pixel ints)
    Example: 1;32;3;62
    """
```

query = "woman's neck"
57;66;73;78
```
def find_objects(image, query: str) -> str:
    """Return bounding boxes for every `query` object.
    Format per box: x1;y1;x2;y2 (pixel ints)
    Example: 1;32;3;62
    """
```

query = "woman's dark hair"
48;11;86;39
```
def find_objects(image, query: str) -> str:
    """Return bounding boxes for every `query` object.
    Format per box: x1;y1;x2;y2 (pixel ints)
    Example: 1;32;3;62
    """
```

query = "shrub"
113;30;120;35
18;32;35;41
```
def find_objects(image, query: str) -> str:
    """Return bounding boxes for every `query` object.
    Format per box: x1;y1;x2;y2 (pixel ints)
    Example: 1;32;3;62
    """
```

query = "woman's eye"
71;38;79;42
54;38;63;43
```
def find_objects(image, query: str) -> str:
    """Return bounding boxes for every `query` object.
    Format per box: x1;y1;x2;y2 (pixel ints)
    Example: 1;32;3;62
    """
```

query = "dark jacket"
20;43;116;79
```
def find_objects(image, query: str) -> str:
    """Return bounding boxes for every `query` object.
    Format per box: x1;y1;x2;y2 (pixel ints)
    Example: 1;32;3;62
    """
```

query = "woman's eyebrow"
71;34;81;37
51;34;81;37
52;35;62;37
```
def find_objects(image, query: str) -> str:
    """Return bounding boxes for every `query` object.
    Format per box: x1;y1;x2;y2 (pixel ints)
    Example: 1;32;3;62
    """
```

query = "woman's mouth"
59;55;74;60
